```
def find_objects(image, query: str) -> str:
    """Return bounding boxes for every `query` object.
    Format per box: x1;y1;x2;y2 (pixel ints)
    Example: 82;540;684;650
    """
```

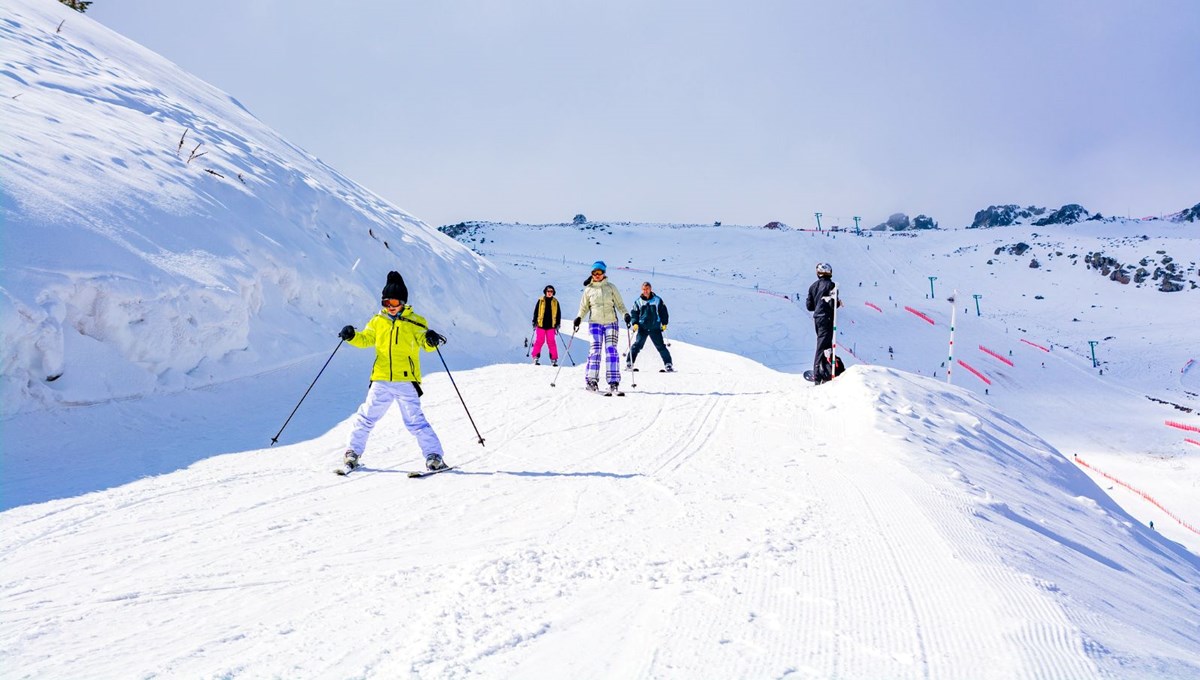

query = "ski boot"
343;450;361;471
551;360;558;367
586;379;599;392
663;363;674;373
426;454;448;471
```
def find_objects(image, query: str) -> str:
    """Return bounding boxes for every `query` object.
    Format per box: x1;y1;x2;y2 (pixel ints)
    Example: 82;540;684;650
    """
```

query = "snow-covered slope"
448;219;1200;554
3;345;1198;677
0;0;526;505
0;0;524;411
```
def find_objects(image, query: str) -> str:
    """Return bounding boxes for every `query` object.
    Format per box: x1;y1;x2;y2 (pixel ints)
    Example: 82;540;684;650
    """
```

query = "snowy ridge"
2;343;1198;677
0;0;526;413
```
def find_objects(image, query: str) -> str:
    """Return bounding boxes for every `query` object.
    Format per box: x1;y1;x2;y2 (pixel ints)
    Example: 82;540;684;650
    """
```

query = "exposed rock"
969;204;1045;228
912;214;938;230
874;213;912;231
995;242;1031;256
1175;202;1200;222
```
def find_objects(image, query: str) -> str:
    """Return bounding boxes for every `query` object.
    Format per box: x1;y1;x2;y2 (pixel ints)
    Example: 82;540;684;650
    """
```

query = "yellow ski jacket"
348;307;436;383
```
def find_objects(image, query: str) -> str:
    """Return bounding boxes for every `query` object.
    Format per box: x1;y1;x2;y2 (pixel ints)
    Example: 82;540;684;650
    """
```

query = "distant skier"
573;261;629;394
336;271;448;473
530;284;561;366
628;281;674;372
805;262;843;384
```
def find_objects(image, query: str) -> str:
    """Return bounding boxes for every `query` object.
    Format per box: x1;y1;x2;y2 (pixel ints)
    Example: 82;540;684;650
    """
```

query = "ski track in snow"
4;344;1199;677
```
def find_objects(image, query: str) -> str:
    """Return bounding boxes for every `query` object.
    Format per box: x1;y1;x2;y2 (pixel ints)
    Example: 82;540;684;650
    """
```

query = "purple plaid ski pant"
586;322;621;386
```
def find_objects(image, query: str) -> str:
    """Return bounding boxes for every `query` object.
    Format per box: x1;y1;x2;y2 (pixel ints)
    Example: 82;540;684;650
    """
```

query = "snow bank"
0;0;525;413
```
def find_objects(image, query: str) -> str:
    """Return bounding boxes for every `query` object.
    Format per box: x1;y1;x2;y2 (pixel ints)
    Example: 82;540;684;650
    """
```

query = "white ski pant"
348;381;443;459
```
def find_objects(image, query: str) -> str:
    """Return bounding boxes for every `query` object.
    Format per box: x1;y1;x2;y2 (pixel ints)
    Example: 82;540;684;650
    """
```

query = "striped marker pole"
830;286;839;381
946;291;958;384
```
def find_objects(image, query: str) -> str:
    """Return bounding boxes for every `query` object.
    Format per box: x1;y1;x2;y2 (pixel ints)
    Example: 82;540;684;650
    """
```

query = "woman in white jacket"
573;261;629;393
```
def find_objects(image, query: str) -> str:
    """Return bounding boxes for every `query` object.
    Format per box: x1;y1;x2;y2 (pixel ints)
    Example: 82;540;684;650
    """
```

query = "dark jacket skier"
805;262;842;382
628;281;673;371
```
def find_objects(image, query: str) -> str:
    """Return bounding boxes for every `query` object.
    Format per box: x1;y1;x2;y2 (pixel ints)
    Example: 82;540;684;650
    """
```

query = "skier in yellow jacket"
337;271;448;473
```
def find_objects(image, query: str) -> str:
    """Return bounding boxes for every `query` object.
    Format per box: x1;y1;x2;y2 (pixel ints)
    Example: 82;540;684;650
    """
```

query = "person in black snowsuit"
628;281;673;371
805;262;842;383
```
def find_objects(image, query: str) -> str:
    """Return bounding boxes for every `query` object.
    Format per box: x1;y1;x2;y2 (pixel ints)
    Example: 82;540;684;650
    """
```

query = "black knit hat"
381;271;408;303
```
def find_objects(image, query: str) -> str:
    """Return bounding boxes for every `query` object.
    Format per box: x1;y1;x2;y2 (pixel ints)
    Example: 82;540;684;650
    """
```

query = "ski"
334;463;358;476
603;389;626;397
408;466;455;478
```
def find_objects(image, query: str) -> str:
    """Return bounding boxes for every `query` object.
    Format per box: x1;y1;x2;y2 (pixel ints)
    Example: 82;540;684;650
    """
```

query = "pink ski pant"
532;328;559;360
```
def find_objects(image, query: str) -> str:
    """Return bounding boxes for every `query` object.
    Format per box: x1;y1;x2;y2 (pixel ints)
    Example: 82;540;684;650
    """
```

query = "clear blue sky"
91;1;1200;229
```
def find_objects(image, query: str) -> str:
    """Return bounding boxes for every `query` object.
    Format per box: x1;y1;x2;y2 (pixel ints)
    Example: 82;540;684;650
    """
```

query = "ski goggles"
381;298;404;309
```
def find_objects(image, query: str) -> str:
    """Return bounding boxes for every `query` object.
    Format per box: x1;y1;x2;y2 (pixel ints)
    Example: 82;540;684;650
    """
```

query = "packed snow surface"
2;1;1199;677
4;347;1200;678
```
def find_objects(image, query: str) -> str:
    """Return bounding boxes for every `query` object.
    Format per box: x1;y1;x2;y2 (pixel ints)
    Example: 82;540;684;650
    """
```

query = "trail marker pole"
946;291;958;384
830;287;839;381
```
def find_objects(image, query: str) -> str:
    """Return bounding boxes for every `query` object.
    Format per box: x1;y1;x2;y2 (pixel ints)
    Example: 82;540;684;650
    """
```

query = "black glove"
624;313;631;326
338;325;355;341
573;317;582;332
425;329;446;347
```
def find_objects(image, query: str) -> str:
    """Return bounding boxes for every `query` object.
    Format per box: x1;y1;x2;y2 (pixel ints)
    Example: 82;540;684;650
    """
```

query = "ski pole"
435;345;485;446
551;331;578;387
271;339;343;445
829;286;839;381
525;332;532;357
625;324;638;388
562;329;576;366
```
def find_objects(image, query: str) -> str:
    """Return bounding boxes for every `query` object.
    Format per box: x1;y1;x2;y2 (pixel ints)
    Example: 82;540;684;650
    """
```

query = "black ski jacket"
630;293;669;331
806;278;837;320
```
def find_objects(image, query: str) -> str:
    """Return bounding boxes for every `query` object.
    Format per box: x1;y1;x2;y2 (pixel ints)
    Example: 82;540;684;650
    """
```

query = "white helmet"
816;262;833;275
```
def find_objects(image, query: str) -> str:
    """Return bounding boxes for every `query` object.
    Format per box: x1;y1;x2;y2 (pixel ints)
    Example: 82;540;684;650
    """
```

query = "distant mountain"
1175;202;1200;222
971;201;1199;228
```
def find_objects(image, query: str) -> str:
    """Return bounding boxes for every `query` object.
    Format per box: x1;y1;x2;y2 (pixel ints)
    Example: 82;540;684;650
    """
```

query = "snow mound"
0;0;525;413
